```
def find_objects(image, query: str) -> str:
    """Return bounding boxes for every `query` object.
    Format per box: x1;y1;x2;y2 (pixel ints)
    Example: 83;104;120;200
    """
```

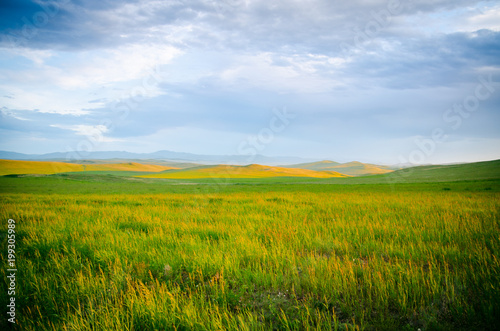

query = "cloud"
0;0;499;163
0;43;181;115
50;123;121;142
0;0;488;52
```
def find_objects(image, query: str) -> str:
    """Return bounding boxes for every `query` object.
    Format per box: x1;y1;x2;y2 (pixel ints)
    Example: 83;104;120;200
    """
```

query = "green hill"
385;159;500;183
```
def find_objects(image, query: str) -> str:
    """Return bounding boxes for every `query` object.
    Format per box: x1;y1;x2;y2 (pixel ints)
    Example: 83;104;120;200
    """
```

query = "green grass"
0;165;499;330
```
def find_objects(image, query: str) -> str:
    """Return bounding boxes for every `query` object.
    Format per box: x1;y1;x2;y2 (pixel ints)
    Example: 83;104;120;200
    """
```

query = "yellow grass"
138;164;349;179
0;160;177;175
0;159;84;175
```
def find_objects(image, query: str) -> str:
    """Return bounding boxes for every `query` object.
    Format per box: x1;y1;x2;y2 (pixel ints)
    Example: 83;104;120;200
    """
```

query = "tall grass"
1;189;499;330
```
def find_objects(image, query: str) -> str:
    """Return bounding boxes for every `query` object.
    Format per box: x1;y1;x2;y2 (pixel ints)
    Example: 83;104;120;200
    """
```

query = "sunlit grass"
0;188;499;330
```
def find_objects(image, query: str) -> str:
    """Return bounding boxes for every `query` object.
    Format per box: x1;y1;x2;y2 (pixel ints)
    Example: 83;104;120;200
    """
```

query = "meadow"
1;171;499;330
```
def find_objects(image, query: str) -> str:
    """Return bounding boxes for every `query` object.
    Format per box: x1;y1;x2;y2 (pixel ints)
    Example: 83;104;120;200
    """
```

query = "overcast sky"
0;0;499;164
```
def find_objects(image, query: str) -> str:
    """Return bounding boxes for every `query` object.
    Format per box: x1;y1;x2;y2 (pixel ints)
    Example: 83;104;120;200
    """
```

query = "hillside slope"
385;159;500;183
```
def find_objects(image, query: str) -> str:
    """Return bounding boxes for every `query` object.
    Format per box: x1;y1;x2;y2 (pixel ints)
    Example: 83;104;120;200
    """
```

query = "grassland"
0;160;499;330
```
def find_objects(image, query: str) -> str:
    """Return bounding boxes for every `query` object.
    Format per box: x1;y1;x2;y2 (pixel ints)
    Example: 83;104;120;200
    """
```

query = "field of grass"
0;159;499;330
1;172;499;330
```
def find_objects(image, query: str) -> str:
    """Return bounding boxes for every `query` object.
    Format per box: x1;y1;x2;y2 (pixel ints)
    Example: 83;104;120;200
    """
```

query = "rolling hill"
137;164;349;179
0;160;177;176
0;159;85;176
384;159;500;183
285;160;393;176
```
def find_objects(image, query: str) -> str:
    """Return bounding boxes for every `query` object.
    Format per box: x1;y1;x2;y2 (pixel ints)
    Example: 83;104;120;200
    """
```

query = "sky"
0;0;499;165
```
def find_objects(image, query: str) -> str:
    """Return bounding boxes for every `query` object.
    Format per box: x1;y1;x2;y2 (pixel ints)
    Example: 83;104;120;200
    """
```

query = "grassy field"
0;161;499;330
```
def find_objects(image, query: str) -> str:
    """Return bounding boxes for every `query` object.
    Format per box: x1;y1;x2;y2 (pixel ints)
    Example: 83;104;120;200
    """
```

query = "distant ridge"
284;160;393;176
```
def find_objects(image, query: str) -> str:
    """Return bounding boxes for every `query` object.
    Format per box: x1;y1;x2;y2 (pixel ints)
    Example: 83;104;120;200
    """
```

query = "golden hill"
137;164;349;179
0;159;84;175
330;161;393;176
84;162;177;172
286;160;393;176
0;159;176;176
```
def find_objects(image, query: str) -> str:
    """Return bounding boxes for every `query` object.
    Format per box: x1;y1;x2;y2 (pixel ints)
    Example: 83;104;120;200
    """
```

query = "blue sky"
0;0;499;164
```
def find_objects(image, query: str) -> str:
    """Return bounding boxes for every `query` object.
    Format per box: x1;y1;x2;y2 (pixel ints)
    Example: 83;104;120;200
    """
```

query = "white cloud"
463;6;500;31
51;124;121;142
0;85;92;115
217;52;347;93
6;48;54;66
406;4;500;35
0;43;182;114
0;0;498;163
52;44;182;90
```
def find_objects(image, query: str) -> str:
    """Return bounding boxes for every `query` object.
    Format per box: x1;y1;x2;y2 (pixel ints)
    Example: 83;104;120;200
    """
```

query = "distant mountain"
0;150;315;166
285;160;393;176
0;151;39;160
